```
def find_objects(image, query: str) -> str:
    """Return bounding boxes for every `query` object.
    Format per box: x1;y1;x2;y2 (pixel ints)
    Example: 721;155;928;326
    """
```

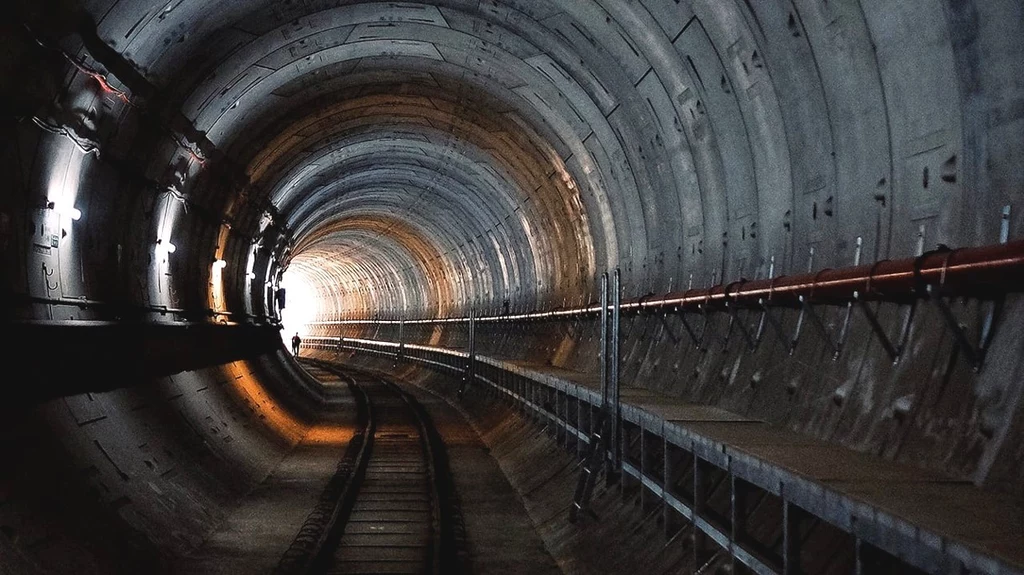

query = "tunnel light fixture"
156;239;176;254
46;200;82;221
247;272;257;279
214;259;227;270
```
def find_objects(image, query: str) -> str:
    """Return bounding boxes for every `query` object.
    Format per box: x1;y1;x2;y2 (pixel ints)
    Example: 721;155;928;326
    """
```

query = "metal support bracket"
659;313;681;344
758;299;790;348
724;302;756;351
927;285;1001;373
677;308;707;351
853;292;914;363
793;296;840;359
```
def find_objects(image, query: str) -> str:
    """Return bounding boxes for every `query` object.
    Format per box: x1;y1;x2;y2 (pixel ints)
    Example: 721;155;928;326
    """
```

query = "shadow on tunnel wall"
0;343;327;574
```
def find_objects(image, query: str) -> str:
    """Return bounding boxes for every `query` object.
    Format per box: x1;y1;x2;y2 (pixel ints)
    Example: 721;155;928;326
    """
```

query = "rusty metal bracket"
927;284;1001;373
918;206;1010;372
676;305;708;351
855;294;902;362
793;295;841;359
757;299;790;348
659;313;681;344
724;302;756;351
853;290;917;364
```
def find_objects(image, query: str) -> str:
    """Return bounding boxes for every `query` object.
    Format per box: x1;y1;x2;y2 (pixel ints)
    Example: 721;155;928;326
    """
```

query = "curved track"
274;360;465;575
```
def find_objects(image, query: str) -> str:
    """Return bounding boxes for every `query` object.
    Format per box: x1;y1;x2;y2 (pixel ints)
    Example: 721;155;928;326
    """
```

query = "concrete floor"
172;439;347;574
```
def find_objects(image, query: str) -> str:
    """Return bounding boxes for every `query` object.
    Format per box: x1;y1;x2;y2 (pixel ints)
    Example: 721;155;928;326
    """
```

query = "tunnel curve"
3;0;1024;573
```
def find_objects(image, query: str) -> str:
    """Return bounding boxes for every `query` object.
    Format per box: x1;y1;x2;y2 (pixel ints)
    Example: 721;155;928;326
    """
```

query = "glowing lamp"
156;239;176;254
46;201;82;221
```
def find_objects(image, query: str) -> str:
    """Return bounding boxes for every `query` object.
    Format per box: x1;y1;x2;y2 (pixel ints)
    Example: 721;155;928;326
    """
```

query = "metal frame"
308;336;1024;575
309;239;1024;325
310;238;1023;371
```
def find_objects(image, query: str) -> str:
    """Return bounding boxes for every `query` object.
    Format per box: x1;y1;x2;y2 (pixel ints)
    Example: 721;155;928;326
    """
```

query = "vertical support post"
600;272;609;414
639;426;647;507
835;237;863;354
662;439;672;539
598;271;612;479
469;308;476;380
397;318;405;362
783;501;803;575
556;391;565;446
459;309;476;398
577;392;586;458
731;475;747;573
1001;204;1012;244
755;256;776;342
693;457;713;572
790;247;816;354
609;268;621;477
564;394;572;449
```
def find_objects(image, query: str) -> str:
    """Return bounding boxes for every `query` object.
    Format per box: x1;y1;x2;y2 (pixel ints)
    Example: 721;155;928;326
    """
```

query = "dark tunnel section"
3;0;1024;573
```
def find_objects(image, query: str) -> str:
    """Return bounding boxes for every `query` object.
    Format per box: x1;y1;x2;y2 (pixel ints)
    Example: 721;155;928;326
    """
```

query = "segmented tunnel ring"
5;0;1024;573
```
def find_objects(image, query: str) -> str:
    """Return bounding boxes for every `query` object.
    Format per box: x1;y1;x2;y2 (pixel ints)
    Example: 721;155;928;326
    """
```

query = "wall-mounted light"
213;259;227;270
46;201;82;221
247;272;257;279
156;239;176;254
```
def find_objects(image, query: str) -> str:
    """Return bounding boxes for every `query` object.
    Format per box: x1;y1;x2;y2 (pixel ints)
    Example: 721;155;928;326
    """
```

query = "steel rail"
275;360;464;574
273;372;373;575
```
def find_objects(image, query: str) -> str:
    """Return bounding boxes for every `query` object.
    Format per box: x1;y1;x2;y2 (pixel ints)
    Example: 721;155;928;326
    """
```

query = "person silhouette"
291;332;301;356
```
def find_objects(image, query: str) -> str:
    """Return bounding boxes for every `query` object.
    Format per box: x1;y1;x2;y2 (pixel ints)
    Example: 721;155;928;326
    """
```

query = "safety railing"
310;237;1024;372
303;335;1024;575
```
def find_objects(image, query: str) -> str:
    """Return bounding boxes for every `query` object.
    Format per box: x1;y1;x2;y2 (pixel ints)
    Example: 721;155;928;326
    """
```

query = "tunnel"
2;0;1024;573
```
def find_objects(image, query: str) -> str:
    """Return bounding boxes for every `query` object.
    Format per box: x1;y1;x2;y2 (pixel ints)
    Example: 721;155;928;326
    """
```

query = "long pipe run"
312;239;1024;325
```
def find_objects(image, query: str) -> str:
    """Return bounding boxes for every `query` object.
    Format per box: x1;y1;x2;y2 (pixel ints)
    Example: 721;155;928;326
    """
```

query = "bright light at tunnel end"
279;268;318;346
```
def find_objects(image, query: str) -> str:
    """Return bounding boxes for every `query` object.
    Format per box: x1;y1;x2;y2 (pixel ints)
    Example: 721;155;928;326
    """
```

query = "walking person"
291;332;302;356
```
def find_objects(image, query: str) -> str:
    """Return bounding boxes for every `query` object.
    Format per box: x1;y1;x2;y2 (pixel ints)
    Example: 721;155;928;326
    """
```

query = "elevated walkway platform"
319;337;1024;574
484;356;1024;575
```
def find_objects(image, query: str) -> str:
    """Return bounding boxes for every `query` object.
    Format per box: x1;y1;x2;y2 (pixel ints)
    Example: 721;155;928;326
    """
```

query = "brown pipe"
631;239;1024;313
316;239;1024;324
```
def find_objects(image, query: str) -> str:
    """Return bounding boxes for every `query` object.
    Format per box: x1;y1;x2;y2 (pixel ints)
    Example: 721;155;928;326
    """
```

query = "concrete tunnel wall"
2;0;1024;572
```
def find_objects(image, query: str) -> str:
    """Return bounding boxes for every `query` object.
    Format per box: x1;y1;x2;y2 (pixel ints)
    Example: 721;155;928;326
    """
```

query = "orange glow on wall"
221;360;352;447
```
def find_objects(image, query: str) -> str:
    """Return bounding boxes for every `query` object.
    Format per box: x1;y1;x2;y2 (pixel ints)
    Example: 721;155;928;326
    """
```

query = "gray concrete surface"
3;0;1024;573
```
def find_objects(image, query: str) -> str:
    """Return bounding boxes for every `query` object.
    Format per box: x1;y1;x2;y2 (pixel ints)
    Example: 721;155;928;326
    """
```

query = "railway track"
274;360;466;575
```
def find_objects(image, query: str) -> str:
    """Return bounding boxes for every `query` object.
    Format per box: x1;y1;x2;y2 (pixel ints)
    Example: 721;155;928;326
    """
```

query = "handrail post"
397;318;405;362
459;308;476;398
610;268;621;477
600;272;609;412
469;308;476;382
599;272;611;476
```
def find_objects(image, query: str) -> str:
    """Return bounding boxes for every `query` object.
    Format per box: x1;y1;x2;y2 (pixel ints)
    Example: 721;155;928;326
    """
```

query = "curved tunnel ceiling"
5;1;1024;571
9;0;1023;328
